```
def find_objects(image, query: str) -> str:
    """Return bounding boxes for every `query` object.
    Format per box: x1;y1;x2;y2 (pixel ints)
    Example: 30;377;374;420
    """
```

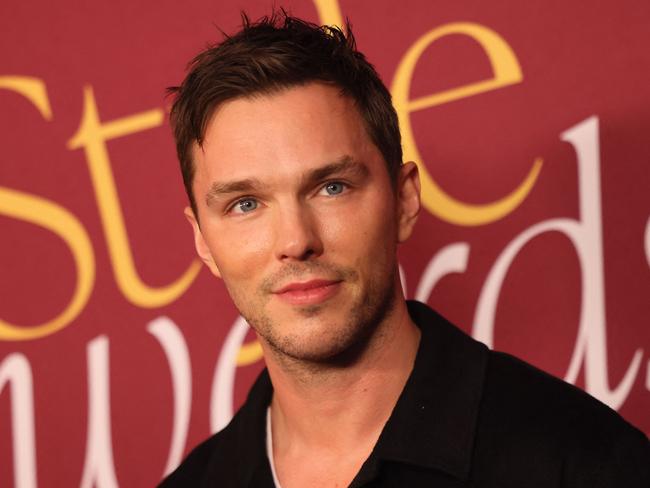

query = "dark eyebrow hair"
306;156;369;183
204;155;369;207
205;178;264;206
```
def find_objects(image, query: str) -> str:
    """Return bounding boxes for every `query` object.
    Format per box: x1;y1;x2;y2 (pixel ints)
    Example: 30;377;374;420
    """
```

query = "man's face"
188;83;419;362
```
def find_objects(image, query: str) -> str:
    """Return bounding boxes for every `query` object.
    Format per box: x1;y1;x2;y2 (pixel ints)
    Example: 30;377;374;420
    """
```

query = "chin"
272;323;368;363
262;294;396;365
236;267;399;365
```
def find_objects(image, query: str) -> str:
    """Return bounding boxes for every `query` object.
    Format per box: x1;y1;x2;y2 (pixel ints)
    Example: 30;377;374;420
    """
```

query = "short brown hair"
168;11;403;216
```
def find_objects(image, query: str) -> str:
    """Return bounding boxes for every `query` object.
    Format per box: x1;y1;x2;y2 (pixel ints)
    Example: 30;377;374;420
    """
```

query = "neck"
263;296;420;453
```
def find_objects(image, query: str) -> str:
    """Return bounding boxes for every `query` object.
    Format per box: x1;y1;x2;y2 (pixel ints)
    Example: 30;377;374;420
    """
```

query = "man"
160;12;649;488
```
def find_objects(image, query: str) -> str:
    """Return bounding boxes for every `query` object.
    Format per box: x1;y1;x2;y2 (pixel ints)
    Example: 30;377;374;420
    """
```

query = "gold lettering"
236;341;264;366
67;86;201;308
0;76;95;340
392;22;543;225
0;76;52;120
313;0;344;27
0;188;96;340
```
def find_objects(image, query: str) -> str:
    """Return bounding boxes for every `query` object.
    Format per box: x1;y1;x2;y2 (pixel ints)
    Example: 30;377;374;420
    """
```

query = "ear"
184;207;222;278
396;162;421;243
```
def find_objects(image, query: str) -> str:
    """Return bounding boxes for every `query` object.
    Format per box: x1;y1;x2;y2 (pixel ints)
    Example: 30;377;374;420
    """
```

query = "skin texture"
186;83;422;487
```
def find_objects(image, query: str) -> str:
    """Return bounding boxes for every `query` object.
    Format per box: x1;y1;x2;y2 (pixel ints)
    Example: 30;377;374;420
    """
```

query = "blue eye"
324;182;345;195
233;198;258;213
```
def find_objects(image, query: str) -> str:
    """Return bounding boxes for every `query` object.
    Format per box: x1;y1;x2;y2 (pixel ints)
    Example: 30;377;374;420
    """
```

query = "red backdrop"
1;1;649;486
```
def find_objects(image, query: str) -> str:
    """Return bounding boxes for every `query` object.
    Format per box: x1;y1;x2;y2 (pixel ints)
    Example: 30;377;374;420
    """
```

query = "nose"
273;202;323;261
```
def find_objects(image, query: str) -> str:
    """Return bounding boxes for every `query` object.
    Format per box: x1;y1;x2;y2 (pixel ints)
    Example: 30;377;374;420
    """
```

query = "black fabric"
159;301;650;487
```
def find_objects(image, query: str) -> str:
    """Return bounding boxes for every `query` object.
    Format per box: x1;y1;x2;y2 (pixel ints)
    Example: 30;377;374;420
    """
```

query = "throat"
267;404;378;488
263;299;421;485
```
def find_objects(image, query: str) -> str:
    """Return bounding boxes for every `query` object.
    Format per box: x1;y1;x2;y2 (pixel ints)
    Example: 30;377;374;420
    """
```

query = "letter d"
473;116;642;409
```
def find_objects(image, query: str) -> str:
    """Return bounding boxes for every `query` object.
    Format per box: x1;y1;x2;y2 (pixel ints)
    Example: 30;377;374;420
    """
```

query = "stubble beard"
227;260;398;369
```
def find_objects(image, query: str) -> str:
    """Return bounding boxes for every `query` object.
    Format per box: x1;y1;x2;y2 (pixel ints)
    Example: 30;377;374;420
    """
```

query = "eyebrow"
308;156;369;183
205;178;263;206
204;156;369;207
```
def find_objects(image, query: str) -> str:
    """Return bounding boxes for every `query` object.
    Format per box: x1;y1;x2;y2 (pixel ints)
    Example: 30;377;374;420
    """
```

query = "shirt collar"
233;300;488;486
232;369;274;487
371;300;488;481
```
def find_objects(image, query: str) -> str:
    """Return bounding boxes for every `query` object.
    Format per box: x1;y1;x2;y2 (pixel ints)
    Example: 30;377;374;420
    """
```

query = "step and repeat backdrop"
1;0;649;486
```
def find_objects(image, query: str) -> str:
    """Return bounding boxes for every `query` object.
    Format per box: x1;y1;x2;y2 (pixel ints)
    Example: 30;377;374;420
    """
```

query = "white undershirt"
266;407;283;488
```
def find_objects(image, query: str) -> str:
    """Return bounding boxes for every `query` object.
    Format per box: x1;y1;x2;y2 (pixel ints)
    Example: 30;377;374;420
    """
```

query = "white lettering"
473;116;642;409
210;316;250;432
0;354;37;488
415;243;470;302
79;336;119;488
147;316;192;476
399;264;407;297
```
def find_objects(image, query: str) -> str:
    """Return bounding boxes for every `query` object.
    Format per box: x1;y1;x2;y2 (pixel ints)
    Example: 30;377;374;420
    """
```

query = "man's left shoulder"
477;349;649;482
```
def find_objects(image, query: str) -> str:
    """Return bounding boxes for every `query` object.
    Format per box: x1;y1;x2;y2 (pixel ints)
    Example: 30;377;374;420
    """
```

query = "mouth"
273;279;342;306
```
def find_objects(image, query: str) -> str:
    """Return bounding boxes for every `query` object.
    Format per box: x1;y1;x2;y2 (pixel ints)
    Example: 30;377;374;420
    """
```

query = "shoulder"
481;350;643;439
157;416;242;487
157;369;272;487
476;350;650;483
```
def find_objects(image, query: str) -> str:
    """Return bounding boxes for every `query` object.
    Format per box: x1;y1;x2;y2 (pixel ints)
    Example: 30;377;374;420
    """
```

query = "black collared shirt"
160;301;650;487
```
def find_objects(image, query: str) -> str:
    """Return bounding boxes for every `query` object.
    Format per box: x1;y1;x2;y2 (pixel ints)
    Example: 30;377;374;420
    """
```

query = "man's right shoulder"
157;419;241;487
157;369;272;487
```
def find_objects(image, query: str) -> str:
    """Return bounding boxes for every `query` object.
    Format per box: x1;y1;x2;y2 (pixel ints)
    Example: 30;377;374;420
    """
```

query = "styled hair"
168;11;403;216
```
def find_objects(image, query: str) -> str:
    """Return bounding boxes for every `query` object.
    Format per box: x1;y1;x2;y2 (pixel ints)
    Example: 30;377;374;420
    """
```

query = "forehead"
191;83;381;186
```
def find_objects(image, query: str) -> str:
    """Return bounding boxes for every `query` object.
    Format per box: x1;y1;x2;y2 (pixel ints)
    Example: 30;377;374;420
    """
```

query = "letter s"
0;76;95;340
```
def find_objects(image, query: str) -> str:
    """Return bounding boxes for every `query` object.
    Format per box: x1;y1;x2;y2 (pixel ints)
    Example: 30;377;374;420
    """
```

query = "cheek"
206;221;272;281
319;194;397;260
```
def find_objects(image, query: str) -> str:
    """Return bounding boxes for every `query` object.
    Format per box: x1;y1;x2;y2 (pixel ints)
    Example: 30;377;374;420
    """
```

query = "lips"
273;279;342;306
